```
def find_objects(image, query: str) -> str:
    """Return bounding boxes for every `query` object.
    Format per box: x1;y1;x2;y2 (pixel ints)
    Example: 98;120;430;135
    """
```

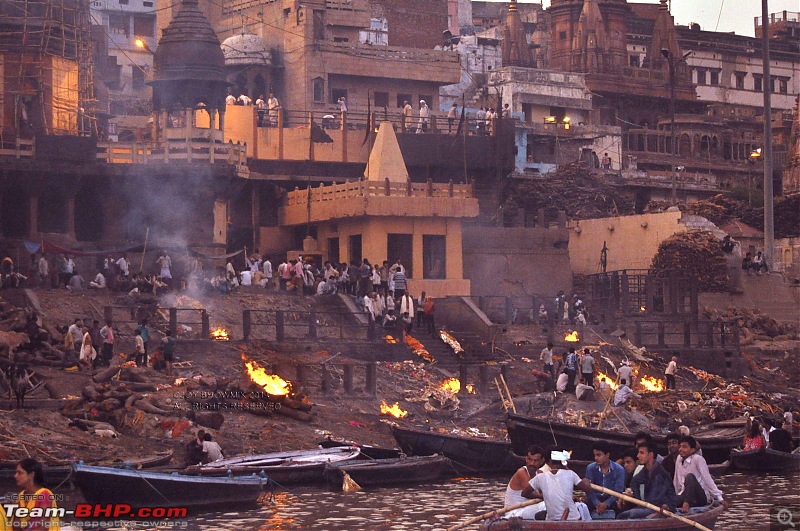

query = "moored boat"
729;447;800;472
391;425;517;474
183;446;362;485
507;413;743;464
323;454;450;490
479;505;725;530
72;464;264;509
0;450;174;487
319;437;403;460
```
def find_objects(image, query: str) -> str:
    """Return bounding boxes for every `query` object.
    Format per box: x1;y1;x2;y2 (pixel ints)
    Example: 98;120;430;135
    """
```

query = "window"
629;55;640;67
710;70;720;86
333;37;349;43
348;235;362;264
559;31;567;40
108;14;129;37
143;1;153;6
422;235;446;279
695;69;707;85
419;94;433;107
312;77;324;103
753;74;762;91
132;66;145;90
397;93;411;108
778;78;788;94
374;91;389;107
330;88;347;104
734;71;746;89
133;15;155;39
313;10;324;41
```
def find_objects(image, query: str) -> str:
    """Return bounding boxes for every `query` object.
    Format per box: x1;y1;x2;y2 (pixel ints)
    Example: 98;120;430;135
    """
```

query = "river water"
60;470;792;530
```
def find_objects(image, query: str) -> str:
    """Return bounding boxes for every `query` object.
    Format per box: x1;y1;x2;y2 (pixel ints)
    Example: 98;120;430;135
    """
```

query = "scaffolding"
0;0;97;140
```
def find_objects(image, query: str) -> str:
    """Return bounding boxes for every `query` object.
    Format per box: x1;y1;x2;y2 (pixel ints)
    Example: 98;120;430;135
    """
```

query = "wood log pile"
506;163;635;220
703;307;799;344
647;193;800;239
0;298;66;367
650;231;728;291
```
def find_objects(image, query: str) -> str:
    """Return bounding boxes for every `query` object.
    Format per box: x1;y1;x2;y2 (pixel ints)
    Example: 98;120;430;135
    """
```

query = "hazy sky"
502;1;800;38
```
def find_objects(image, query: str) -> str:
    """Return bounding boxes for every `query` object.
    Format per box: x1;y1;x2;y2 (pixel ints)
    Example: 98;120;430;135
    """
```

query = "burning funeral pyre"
211;327;230;341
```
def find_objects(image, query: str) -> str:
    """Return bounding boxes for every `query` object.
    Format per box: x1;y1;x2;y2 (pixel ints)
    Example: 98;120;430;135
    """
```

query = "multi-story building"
90;0;157;116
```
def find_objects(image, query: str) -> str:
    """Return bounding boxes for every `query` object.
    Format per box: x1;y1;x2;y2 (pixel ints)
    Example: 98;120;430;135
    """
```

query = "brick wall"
374;0;448;49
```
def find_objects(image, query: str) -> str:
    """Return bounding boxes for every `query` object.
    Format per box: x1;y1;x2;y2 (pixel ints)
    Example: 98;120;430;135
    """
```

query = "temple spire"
502;0;533;67
572;0;608;72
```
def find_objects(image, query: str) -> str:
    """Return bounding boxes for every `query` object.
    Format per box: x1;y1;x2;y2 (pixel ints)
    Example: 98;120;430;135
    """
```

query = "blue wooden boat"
72;464;264;509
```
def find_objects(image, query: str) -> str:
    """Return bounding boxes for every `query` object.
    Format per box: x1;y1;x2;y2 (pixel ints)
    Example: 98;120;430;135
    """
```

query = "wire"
713;0;725;33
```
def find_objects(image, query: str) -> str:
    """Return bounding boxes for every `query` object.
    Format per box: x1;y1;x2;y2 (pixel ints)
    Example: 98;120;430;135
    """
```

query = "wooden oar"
446;497;543;531
589;484;712;531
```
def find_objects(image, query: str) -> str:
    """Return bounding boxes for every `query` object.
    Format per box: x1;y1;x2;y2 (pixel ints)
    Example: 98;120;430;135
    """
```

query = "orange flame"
244;360;292;396
440;378;460;394
596;370;619;390
564;331;579;342
466;384;477;394
406;335;435;363
639;375;665;392
380;400;408;418
211;327;230;341
385;335;398;344
640;305;646;312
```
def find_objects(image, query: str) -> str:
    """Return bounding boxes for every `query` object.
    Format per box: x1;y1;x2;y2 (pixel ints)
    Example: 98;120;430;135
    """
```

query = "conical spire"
364;122;409;182
649;0;682;73
502;0;533;67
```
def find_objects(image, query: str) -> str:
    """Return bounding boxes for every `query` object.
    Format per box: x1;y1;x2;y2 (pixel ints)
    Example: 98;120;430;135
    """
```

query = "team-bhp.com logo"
3;502;188;521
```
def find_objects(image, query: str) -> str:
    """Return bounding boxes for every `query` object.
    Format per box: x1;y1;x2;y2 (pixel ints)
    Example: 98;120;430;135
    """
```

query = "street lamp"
135;38;154;54
661;48;692;205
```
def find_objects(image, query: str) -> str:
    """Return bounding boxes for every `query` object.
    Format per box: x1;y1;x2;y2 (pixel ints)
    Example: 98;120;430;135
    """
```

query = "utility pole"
761;0;774;271
668;57;677;205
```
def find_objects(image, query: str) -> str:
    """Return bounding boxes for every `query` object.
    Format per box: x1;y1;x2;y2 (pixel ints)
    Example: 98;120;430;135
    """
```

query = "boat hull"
73;464;263;509
323;455;450;490
391;425;516;474
319;439;402;460
479;505;724;530
507;414;740;464
730;448;800;472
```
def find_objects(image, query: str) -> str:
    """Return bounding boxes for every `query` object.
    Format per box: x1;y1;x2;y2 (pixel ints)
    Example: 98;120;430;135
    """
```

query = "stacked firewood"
704;307;799;343
0;299;64;366
650;231;729;291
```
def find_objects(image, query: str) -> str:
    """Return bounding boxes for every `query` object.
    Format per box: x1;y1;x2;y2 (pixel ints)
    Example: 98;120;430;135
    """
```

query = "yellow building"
279;122;478;298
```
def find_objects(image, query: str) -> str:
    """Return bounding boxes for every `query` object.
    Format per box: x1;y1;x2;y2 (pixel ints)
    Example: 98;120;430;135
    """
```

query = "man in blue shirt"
618;441;677;519
584;442;625;519
565;348;578;393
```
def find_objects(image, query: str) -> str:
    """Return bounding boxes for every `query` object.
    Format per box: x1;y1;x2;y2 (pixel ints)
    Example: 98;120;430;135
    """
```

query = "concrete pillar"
296;364;306;385
201;310;210;339
689;283;699;320
276;310;285;341
458;364;469;394
321;364;331;395
479;364;489;394
243;310;251;341
537;208;546;228
343;364;354;395
169;308;178;336
28;195;39;237
365;362;377;396
620;273;630;315
66;195;76;241
308;311;317;339
657;321;665;346
684;321;691;346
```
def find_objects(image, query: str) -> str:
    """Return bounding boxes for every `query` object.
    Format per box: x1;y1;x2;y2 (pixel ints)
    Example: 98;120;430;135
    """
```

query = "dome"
221;31;272;67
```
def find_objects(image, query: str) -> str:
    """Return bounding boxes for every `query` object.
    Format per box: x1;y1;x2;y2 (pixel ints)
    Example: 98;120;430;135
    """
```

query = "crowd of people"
505;431;729;522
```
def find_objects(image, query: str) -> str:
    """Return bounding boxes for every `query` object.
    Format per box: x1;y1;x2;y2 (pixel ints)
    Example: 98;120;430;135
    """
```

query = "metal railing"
0;138;35;159
243;309;372;341
95;139;249;176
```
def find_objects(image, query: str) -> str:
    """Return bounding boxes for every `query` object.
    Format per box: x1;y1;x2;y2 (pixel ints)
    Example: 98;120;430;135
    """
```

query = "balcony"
281;179;479;225
96;140;249;177
315;42;461;84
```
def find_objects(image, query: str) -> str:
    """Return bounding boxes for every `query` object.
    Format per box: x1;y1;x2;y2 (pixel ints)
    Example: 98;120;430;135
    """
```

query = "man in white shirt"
255;95;266;126
521;450;592;520
116;254;130;278
614;384;641;406
238;93;252;106
618;361;634;387
540;342;555;383
665;356;677;390
575;379;595;401
263;259;273;288
673;436;727;512
267;93;280;126
225;93;236;106
202;434;224;462
89;271;106;289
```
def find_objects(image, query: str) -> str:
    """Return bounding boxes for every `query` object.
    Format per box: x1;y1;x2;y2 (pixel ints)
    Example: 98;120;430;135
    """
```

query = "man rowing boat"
504;446;548;518
521;449;592;520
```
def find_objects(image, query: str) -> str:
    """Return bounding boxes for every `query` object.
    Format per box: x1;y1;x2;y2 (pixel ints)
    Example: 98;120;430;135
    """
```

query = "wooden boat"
73;464;264;509
730;447;800;472
507;413;743;464
319;437;403;460
479;504;724;530
391;425;517;474
323;455;450;490
184;446;362;485
0;450;174;487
